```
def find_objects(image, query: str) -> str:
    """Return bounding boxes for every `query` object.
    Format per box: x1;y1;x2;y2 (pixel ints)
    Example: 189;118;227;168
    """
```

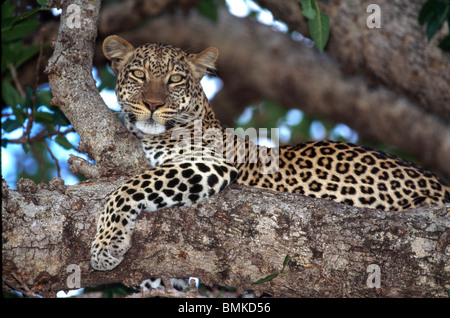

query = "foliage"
299;0;330;52
418;0;450;52
235;99;358;146
1;1;86;186
251;255;290;285
196;0;221;22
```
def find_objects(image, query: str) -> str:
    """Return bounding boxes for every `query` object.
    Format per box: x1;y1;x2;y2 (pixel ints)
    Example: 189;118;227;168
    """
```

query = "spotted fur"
90;35;450;271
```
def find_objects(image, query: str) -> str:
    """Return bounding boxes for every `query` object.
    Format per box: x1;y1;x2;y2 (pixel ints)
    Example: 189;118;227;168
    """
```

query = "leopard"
90;35;450;271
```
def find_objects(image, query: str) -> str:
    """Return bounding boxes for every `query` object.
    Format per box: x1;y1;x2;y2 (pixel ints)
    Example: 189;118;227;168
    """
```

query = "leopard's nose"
143;100;165;112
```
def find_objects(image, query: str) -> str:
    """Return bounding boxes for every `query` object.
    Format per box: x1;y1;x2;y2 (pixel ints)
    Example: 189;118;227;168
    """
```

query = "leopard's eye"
169;74;183;84
131;70;145;79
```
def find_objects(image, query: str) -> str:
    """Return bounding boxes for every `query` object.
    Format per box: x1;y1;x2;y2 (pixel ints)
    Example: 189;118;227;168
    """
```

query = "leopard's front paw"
90;235;131;271
90;246;124;271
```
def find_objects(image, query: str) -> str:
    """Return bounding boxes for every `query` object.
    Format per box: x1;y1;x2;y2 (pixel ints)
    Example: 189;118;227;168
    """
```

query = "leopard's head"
103;35;218;135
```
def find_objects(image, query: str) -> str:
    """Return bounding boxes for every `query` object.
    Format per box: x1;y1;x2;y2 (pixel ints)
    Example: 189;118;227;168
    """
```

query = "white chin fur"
136;121;166;135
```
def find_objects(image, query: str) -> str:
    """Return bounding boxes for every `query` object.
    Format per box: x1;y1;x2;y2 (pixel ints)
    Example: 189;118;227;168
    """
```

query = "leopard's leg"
90;161;238;271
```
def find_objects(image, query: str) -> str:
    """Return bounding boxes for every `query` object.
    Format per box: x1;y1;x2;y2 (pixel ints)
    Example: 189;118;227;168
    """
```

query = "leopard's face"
102;36;218;136
116;44;198;135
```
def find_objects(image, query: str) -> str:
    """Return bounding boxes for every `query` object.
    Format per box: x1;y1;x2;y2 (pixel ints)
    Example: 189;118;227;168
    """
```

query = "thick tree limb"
2;178;449;297
97;0;199;36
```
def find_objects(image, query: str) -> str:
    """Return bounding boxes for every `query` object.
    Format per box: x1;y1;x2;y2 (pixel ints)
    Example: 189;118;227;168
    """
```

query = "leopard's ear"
103;35;135;74
189;47;219;81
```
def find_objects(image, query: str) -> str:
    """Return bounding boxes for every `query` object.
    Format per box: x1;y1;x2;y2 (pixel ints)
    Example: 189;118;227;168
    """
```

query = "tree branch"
254;0;450;123
45;0;150;177
2;178;449;297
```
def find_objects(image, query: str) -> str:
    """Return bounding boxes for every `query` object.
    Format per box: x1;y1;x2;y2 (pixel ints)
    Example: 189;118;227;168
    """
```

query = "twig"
41;140;61;178
33;29;45;93
7;127;75;144
8;63;25;98
29;142;46;183
10;272;42;298
23;29;45;150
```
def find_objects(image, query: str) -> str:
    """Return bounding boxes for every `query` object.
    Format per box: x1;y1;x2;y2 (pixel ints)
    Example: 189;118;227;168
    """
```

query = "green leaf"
438;34;450;51
260;99;287;132
308;12;330;52
2;80;25;107
2;118;22;132
298;0;330;52
291;113;314;140
1;2;15;21
299;0;316;19
426;9;448;41
34;111;53;125
2;6;41;29
282;254;290;270
97;66;117;92
55;135;75;150
418;0;437;25
37;0;50;7
21;143;29;153
2;19;40;42
1;16;17;30
2;5;42;69
52;108;71;126
246;10;259;20
1;40;22;68
16;7;42;21
25;86;34;109
11;106;28;125
196;0;218;22
15;44;41;69
418;0;450;41
36;90;52;107
2;6;41;42
251;273;279;285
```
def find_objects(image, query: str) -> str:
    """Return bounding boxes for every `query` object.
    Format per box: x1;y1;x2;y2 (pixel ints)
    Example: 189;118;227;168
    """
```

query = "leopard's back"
236;140;450;211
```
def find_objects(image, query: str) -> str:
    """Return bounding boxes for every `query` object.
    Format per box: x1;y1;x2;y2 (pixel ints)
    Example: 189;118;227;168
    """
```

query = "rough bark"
45;0;150;178
2;178;449;298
